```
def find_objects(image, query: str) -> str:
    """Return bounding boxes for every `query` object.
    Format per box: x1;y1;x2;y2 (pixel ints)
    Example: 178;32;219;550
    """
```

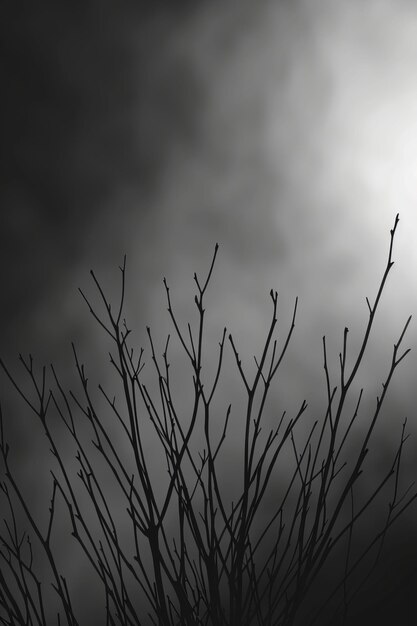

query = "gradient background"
1;1;417;624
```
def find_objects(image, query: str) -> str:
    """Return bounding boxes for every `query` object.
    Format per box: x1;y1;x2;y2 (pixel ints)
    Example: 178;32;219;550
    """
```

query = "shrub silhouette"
0;214;415;625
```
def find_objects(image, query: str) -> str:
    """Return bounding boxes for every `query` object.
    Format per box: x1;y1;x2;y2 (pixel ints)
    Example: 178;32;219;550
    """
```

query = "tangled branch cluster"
0;215;415;625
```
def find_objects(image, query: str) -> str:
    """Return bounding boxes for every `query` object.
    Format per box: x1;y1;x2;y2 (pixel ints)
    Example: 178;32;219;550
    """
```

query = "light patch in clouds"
119;1;417;414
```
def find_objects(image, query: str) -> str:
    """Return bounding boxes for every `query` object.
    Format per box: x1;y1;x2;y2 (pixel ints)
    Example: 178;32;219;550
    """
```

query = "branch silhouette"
0;214;415;625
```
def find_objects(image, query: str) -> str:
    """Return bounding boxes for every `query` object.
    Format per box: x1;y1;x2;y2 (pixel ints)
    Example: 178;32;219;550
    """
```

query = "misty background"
1;1;417;623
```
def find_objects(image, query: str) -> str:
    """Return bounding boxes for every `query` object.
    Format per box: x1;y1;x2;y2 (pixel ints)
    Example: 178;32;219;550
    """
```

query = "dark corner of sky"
0;1;204;354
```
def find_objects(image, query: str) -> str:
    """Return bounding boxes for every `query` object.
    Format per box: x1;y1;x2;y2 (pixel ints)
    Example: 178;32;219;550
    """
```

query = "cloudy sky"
1;1;417;623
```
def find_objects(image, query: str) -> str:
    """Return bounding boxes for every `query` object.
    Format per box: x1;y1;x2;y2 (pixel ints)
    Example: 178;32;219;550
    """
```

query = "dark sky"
1;1;417;623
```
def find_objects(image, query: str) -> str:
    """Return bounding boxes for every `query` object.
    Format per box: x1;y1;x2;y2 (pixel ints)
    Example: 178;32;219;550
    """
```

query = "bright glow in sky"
120;1;417;414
